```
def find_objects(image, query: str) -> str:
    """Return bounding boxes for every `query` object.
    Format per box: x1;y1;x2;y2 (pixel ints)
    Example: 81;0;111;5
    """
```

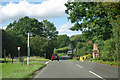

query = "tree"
56;35;70;48
65;2;119;41
30;35;48;57
30;35;56;59
5;16;59;58
42;20;58;40
6;16;44;38
2;30;21;57
6;16;58;40
70;34;86;49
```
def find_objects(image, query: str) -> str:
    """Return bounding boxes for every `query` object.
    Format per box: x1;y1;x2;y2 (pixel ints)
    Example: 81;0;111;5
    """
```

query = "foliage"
57;53;67;56
111;17;120;61
6;16;58;40
65;2;120;62
42;20;58;39
100;17;119;62
2;30;26;57
70;34;86;49
56;35;70;48
95;39;104;51
65;2;120;41
3;16;58;58
101;38;117;61
54;47;70;54
45;39;57;59
6;16;44;38
30;35;48;57
76;41;93;57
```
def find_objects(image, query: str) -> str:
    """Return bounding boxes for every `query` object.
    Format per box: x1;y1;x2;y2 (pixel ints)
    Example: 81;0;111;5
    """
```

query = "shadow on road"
59;56;69;60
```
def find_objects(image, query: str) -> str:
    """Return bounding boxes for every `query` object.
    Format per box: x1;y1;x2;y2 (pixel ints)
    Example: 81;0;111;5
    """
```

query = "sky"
0;0;82;37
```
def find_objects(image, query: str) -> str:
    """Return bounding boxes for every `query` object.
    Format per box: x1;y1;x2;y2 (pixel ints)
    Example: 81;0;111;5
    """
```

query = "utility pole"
27;33;30;65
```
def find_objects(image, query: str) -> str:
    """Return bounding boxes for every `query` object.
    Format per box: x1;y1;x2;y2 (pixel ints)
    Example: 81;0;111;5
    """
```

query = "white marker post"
17;47;20;57
27;33;30;65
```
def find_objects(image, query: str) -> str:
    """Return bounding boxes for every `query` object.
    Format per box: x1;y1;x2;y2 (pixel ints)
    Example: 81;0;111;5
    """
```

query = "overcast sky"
0;0;82;36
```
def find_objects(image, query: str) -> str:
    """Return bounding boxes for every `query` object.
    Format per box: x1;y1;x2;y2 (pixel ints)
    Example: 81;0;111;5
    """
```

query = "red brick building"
92;43;100;58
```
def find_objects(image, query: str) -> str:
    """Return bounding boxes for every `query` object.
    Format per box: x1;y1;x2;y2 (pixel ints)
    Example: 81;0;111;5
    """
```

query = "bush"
94;57;100;60
101;38;117;61
54;47;70;54
57;53;67;56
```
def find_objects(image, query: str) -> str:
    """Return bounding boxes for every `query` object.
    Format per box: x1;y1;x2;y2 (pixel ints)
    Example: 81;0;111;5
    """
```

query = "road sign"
17;47;20;51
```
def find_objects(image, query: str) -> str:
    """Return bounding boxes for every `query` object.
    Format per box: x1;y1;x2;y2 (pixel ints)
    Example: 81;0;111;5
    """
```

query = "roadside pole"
27;33;30;65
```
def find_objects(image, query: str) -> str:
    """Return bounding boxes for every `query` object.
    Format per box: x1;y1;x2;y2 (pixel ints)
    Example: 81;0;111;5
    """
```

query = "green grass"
2;62;46;79
0;56;49;62
89;59;119;67
29;57;49;61
0;63;2;80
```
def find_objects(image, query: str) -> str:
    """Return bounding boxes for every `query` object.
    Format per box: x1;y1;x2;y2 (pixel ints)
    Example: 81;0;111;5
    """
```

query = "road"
33;59;119;80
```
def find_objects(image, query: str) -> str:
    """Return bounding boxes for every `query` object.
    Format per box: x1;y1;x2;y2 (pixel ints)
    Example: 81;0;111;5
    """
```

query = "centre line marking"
89;71;106;80
76;64;84;68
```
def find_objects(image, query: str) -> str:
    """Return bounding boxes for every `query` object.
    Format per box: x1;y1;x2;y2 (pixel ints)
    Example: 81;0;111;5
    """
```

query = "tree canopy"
6;16;58;40
65;2;120;41
56;35;70;48
3;16;58;58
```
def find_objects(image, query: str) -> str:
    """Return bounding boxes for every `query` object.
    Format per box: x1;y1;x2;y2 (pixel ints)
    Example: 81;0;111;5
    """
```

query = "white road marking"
33;61;50;79
33;63;49;79
76;64;84;68
45;61;49;64
89;71;106;80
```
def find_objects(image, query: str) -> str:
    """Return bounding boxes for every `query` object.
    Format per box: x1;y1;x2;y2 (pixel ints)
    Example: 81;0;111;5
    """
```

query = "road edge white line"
76;64;84;68
89;71;106;80
33;61;50;79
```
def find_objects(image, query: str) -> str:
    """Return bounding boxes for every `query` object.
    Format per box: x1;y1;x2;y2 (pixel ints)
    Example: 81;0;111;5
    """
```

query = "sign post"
27;33;30;65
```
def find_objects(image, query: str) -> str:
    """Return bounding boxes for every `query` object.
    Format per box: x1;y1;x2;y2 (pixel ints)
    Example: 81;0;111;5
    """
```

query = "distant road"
33;60;119;80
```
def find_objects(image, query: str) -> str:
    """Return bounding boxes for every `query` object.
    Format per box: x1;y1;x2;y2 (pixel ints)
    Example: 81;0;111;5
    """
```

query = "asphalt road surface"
33;59;119;80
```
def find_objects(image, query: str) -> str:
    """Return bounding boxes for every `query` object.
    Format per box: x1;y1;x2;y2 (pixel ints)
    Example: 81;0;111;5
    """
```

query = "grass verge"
87;59;120;67
0;56;49;62
2;62;46;80
0;63;2;80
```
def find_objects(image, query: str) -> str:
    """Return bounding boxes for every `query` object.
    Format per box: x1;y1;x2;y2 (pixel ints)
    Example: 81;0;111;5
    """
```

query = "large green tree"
42;20;58;39
5;16;58;57
30;35;48;57
65;2;120;41
6;16;58;40
2;30;26;57
30;35;56;59
6;16;44;38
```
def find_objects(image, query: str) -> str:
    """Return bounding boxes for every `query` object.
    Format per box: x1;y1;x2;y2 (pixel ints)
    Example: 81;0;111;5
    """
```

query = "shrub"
101;38;117;61
54;47;70;54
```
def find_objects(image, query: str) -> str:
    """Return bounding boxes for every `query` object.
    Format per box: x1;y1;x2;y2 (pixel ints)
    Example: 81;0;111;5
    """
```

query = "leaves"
56;35;70;48
65;2;120;41
6;16;58;40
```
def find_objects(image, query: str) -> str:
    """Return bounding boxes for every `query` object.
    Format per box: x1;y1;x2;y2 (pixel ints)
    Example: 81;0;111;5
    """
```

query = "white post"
27;33;30;65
